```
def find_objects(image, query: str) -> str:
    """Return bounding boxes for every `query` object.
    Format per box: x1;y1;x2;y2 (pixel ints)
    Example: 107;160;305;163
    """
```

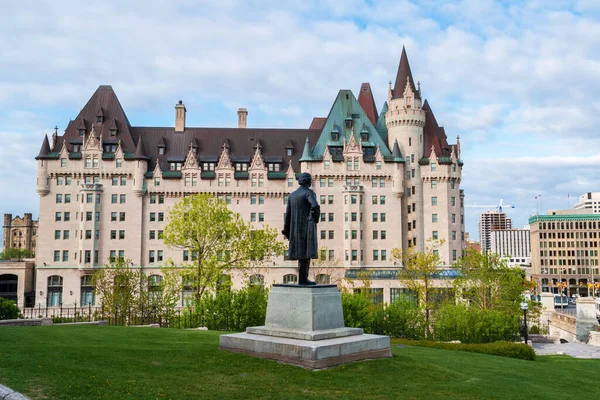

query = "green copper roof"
311;90;392;159
234;171;249;180
144;172;153;178
267;171;287;180
529;214;600;224
162;171;182;179
375;101;389;144
299;136;314;161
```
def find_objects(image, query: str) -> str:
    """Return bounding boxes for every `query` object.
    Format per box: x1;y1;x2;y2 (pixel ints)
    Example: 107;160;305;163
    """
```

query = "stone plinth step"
219;332;392;369
246;326;363;341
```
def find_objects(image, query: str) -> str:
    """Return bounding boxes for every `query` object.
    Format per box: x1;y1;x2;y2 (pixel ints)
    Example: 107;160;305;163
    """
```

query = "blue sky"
1;0;599;242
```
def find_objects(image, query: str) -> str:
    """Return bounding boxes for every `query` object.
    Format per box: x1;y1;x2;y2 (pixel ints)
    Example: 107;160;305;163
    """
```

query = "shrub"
529;325;540;334
382;299;426;340
0;297;22;320
393;339;535;361
434;303;519;343
342;292;372;330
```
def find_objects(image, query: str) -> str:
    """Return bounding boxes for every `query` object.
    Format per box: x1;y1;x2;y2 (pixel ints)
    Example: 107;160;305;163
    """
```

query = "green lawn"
0;326;599;399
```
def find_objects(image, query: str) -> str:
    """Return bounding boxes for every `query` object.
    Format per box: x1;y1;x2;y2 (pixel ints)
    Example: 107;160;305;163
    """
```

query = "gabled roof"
309;117;327;130
310;90;392;160
392;47;420;100
357;83;378;126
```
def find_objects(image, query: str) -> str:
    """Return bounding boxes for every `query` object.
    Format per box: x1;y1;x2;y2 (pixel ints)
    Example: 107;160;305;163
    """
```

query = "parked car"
554;295;569;308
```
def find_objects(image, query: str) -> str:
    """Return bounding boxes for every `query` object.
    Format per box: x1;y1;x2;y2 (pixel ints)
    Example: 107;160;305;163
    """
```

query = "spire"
36;134;51;159
133;139;149;160
376;101;389;144
391;139;403;161
300;136;313;161
392;46;420;100
357;83;378;126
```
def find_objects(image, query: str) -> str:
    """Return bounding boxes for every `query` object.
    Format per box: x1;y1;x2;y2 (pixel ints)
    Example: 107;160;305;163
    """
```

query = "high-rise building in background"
530;209;600;297
27;48;465;307
490;228;530;267
479;211;512;253
574;192;600;214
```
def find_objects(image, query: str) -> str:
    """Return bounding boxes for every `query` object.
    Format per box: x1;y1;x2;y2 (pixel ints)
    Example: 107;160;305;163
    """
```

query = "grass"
0;326;599;400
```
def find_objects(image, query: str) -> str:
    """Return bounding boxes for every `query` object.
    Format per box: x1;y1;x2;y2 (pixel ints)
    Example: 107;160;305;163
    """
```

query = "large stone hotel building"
32;48;465;307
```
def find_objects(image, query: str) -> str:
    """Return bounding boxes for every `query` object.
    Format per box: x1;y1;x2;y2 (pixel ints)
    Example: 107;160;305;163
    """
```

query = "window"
452;231;457;240
351;195;357;204
120;176;126;186
331;131;339;141
112;177;118;186
373;230;378;240
431;163;437;171
55;212;62;222
62;250;69;262
453;250;457;261
379;178;385;188
372;213;378;222
321;230;326;240
249;274;264;287
47;276;63;306
81;275;95;306
328;178;334;187
56;194;63;203
324;161;330;170
111;230;117;240
451;197;456;206
328;231;334;240
450;180;455;189
157;250;163;262
150;230;156;240
431;197;438;206
352;250;357;261
432;214;438;223
250;213;256;222
112;194;118;204
169;162;182;171
111;212;117;222
63;212;70;222
149;251;155;263
351;212;357;222
373;250;379;261
380;213;386;222
351;230;357;239
119;212;126;222
328;213;334;222
431;179;437;189
86;193;93;203
158;213;164;222
119;230;125;240
154;177;160;186
120;194;126;204
372;178;377;188
432;231;439;240
283;274;298;284
60;158;67;168
65;176;71;185
452;214;456;223
54;250;60;261
85;250;91;264
116;159;122;168
258;175;264;187
288;178;294;187
158;147;164;155
259;213;264;222
150;213;156;222
251;195;257;205
381;230;387;240
380;196;386;205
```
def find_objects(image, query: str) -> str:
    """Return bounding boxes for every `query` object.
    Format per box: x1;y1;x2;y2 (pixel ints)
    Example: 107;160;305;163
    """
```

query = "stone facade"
31;48;465;307
490;228;531;267
530;212;600;297
2;214;38;255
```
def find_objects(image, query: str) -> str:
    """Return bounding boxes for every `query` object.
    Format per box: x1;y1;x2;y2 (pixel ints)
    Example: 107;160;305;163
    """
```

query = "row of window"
430;196;457;206
55;212;100;222
149;230;164;240
149;212;165;222
540;221;599;230
150;194;165;204
318;178;387;188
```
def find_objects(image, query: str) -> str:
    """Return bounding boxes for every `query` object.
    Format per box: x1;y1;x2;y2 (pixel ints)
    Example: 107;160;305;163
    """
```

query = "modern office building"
479;211;512;253
530;210;600;297
490;228;531;267
574;192;600;214
28;48;465;307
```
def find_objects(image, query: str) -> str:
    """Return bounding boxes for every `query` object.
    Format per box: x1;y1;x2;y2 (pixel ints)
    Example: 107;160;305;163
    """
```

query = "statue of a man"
282;172;320;285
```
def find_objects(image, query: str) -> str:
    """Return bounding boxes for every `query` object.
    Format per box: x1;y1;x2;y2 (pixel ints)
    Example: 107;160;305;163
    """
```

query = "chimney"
51;126;58;150
175;100;186;132
237;108;248;129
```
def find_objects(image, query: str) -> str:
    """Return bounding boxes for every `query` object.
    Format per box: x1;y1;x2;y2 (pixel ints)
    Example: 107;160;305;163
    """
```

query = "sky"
1;0;599;243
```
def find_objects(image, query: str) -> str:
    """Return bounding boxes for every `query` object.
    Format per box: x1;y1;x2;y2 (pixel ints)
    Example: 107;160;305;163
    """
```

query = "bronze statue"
282;172;320;285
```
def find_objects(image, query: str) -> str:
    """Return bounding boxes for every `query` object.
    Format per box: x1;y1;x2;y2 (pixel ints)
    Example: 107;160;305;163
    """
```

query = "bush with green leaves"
393;339;535;361
433;303;520;343
382;299;426;339
341;292;373;330
0;297;22;320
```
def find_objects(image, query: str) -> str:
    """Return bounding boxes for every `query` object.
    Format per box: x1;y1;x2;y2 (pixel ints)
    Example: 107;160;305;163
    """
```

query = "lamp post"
520;302;529;345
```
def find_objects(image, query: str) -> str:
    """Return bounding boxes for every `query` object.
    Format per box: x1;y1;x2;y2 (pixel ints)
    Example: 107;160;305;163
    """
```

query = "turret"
133;139;149;196
36;135;51;196
391;140;404;197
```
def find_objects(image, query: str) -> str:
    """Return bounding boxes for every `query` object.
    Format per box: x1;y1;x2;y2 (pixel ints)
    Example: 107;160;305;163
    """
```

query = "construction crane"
465;199;516;213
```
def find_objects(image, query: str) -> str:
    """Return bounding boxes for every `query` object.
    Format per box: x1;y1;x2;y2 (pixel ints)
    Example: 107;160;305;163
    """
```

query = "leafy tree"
453;248;537;317
163;194;285;299
392;239;448;328
0;248;33;260
309;247;346;286
0;297;22;320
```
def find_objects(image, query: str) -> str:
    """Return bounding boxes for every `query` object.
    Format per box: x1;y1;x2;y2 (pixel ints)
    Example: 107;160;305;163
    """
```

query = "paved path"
533;342;600;359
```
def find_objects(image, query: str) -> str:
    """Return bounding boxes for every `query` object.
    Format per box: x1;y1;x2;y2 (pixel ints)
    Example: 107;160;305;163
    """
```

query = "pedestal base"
219;332;392;369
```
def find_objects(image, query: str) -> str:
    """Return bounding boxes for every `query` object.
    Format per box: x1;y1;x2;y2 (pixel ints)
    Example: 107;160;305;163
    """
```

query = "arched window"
148;275;162;300
47;275;63;306
0;274;18;302
283;274;298;284
80;275;95;306
249;274;264;287
316;274;330;285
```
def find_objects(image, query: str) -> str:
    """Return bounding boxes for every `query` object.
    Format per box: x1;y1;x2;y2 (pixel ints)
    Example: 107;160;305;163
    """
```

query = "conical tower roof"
392;46;420;100
299;136;313;161
357;83;378;126
36;134;51;159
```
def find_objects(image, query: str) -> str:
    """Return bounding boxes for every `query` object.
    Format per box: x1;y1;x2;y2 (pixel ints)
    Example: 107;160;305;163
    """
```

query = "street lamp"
520;302;529;345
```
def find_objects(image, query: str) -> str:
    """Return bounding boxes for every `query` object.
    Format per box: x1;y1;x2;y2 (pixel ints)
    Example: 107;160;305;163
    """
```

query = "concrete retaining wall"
0;318;52;327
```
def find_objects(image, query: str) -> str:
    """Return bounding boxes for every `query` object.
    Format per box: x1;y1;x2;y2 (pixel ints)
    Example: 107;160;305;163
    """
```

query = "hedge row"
393;339;536;361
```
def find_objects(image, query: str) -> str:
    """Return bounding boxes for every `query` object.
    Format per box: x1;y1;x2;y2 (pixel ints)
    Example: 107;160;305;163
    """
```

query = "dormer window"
110;129;117;136
97;116;103;124
331;131;339;141
169;162;182;171
363;147;374;156
345;118;352;129
267;163;281;172
286;148;293;157
202;162;215;171
158;147;165;155
361;132;369;142
78;129;85;136
73;144;81;152
235;163;247;172
103;144;117;153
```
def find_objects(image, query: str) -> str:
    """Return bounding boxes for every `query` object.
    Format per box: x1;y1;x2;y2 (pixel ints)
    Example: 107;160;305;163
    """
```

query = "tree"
0;248;33;261
163;194;285;299
309;247;346;286
392;239;448;328
453;248;537;317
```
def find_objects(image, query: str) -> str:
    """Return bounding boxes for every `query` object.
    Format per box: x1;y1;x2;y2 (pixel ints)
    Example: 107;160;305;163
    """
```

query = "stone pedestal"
219;284;392;369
